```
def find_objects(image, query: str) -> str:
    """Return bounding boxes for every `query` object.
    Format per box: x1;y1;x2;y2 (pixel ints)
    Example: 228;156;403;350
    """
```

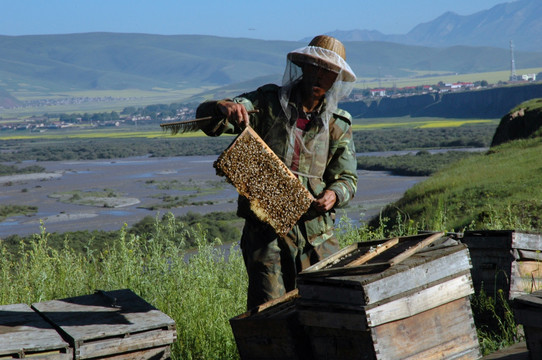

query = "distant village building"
370;89;386;97
522;73;537;81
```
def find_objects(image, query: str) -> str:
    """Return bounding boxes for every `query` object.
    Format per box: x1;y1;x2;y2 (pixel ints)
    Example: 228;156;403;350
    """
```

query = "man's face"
301;63;338;100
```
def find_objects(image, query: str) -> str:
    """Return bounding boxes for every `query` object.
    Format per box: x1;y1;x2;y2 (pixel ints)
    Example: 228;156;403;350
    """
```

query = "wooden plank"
91;345;170;360
297;279;366;305
388;232;444;266
298;245;472;306
516;249;542;261
482;341;529;360
360;245;472;305
253;289;299;313
76;328;176;360
510;261;542;299
32;289;176;343
345;237;399;267
302;233;442;274
523;326;542;359
371;297;480;360
299;262;390;278
462;230;514;249
296;302;368;332
303;327;373;360
230;303;308;360
514;306;542;328
0;353;71;360
0;304;70;357
365;272;474;327
512;232;542;251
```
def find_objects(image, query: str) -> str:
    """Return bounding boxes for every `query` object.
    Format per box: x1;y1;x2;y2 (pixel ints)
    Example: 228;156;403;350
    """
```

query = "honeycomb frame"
214;126;315;238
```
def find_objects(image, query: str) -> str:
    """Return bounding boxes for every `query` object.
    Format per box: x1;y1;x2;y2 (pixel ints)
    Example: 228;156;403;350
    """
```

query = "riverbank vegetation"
0;204;38;222
0;163;45;175
0;121;495;163
357;150;478;176
1;211;242;255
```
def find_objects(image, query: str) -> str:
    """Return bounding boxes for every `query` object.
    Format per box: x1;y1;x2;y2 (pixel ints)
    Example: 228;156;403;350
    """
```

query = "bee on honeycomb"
214;127;314;237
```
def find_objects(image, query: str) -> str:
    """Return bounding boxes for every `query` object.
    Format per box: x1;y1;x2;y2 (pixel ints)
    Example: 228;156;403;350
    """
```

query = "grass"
0;211;525;359
375;136;542;231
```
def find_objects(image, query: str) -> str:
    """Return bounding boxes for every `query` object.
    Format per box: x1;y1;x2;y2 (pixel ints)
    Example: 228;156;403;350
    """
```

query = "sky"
1;0;514;41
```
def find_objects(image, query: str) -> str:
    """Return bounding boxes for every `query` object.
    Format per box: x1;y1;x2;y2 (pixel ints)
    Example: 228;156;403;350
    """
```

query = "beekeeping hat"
287;35;356;82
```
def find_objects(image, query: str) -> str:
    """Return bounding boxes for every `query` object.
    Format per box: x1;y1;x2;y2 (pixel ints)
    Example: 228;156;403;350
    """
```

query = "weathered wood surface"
31;289;176;359
371;297;480;360
462;230;514;249
462;230;542;299
346;237;399;267
296;301;368;332
364;271;474;327
482;342;529;359
302;233;443;273
230;298;308;360
298;244;471;306
512;291;542;360
512;232;542;252
510;261;542;298
303;326;374;360
0;303;70;359
92;345;171;360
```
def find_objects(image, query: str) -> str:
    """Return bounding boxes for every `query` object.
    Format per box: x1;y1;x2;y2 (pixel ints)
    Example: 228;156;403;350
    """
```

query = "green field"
2;66;540;119
355;67;542;89
0;116;500;141
352;118;497;130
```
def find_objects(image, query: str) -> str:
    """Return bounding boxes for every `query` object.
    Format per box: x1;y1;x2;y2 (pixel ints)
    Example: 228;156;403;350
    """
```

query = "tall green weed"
0;214;246;360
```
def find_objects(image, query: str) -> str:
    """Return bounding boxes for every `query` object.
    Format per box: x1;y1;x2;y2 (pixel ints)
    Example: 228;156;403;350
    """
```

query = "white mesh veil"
269;44;356;179
279;45;356;124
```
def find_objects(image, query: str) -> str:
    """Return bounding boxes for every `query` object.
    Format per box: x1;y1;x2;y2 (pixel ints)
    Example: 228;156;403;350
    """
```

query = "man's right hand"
217;100;250;128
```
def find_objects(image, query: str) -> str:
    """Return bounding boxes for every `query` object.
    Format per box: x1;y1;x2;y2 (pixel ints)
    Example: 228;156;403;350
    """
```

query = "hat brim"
288;52;356;82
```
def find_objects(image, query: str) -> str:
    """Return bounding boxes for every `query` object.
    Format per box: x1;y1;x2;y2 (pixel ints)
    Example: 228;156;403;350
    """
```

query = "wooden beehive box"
214;126;314;238
513;290;542;359
462;230;542;299
229;290;310;360
296;232;481;360
0;303;71;359
31;289;177;360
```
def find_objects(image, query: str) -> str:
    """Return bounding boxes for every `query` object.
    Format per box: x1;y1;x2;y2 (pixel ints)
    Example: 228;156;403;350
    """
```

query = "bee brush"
160;110;259;135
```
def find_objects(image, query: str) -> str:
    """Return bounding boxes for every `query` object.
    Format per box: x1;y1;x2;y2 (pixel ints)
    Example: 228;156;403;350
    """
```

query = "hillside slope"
1;33;541;95
342;83;542;119
371;99;542;231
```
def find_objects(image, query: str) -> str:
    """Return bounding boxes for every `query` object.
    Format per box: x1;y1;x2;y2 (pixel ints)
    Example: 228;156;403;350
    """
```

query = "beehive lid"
31;289;176;354
298;233;473;306
0;303;70;357
214;126;314;237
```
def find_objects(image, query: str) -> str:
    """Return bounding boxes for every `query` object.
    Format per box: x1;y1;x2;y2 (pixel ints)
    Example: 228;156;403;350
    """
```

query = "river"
0;154;431;238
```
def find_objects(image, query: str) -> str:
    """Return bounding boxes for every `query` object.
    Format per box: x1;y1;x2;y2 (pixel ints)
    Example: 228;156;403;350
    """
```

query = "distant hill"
0;87;21;108
325;0;542;51
1;32;541;99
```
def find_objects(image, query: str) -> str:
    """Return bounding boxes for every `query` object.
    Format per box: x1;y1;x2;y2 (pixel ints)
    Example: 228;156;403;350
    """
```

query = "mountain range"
323;0;542;51
0;0;541;103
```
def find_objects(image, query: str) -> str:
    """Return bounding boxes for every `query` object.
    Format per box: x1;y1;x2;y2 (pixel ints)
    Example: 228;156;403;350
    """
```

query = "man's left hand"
313;190;337;213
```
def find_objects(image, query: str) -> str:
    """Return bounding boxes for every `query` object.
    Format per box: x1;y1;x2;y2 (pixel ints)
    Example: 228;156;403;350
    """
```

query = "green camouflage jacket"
196;84;358;245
